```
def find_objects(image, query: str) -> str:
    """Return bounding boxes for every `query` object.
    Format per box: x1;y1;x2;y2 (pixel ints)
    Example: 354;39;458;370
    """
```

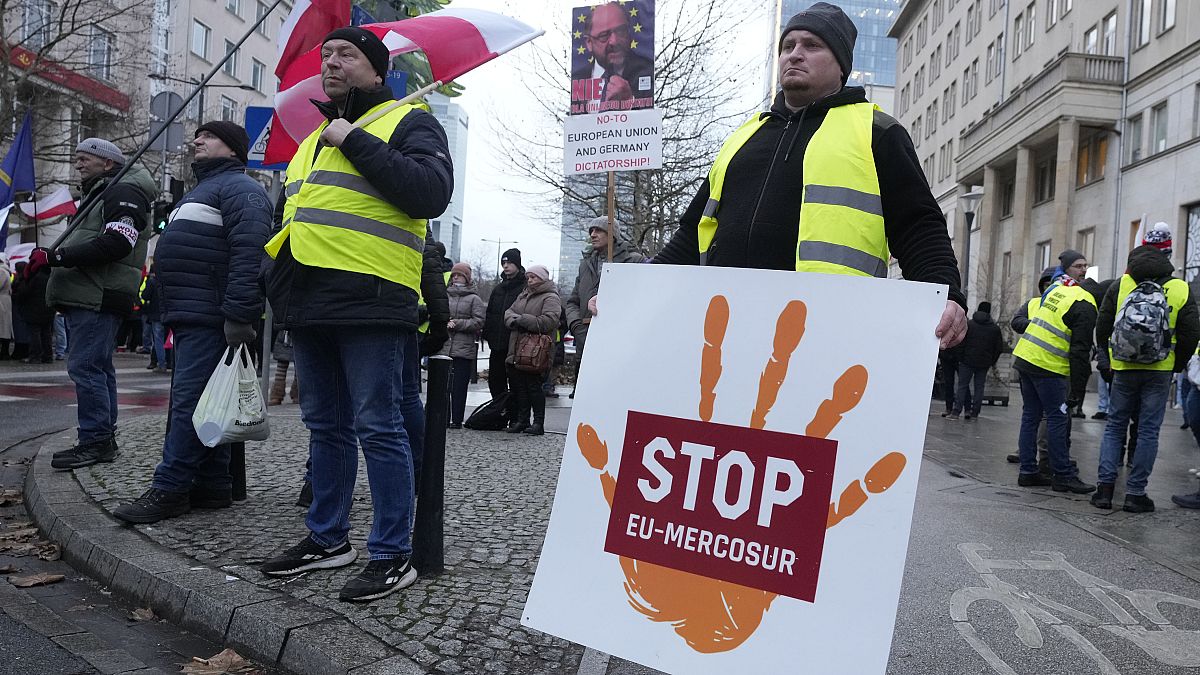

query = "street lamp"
481;238;518;278
148;73;256;122
959;186;985;295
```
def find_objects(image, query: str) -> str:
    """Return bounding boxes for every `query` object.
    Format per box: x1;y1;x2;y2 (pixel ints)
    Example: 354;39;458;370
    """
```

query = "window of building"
1002;252;1012;304
1194;84;1200;138
1128;113;1144;162
1001;178;1015;217
946;36;953;66
985;42;995;82
952;22;961;59
223;39;238;78
21;0;54;51
1134;0;1151;47
1187;205;1200;282
973;0;983;36
933;0;943;28
1036;241;1052;275
1162;0;1176;33
963;66;971;104
88;25;113;80
252;58;265;92
903;38;912;69
220;95;237;122
226;0;240;17
1102;12;1118;54
924;155;935;180
1076;129;1107;186
1059;0;1071;17
918;16;927;48
966;5;975;44
1026;2;1036;47
913;117;922;147
1151;102;1168;154
930;52;937;85
900;85;910;114
949;81;957;116
1083;26;1098;53
995;33;1005;76
1013;13;1024;56
969;59;979;100
1077;228;1095;265
916;66;925;98
152;21;169;75
1034;155;1056;203
930;102;939;134
191;20;210;60
256;2;270;37
1046;0;1056;29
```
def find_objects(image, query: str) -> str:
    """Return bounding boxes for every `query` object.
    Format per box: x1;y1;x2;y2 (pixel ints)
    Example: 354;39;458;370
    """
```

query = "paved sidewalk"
22;393;1200;674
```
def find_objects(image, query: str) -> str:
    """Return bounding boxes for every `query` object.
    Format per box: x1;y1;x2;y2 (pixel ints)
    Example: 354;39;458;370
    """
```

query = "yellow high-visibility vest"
1110;275;1189;372
1013;284;1097;376
697;102;888;277
265;101;428;293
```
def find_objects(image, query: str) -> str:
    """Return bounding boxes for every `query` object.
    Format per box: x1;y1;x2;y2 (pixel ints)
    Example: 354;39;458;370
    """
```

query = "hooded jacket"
1097;245;1200;374
156;157;271;327
266;85;453;329
652;87;964;308
504;279;563;363
960;309;1005;369
440;282;486;360
565;235;644;336
484;271;527;352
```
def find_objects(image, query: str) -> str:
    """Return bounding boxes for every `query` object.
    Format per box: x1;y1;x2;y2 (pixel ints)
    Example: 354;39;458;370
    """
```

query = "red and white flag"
276;0;351;79
19;185;77;221
264;8;543;165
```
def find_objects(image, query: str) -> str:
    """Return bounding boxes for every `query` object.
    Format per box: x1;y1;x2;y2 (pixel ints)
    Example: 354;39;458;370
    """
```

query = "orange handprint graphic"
578;295;907;654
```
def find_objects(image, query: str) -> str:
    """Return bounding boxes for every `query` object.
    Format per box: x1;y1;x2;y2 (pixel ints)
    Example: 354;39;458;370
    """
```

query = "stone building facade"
890;0;1199;317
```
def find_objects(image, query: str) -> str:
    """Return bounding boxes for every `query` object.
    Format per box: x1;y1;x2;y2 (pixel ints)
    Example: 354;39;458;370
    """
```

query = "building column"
976;165;1000;304
1010;145;1035;301
1052;117;1079;258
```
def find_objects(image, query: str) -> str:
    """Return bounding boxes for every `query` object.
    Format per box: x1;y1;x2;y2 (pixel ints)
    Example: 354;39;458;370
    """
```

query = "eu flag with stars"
0;111;35;208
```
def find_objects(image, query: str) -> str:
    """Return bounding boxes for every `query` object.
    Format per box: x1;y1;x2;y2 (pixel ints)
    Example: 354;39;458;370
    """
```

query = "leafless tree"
489;0;764;256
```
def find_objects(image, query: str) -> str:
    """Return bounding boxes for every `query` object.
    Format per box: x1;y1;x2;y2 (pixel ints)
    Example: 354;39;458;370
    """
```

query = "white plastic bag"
192;345;270;447
1188;353;1200;387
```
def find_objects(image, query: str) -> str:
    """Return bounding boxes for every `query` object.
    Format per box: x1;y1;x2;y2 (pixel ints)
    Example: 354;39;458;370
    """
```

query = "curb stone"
25;428;426;675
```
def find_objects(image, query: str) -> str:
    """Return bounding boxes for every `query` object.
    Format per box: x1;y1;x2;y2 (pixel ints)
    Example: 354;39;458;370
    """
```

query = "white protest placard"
564;108;663;176
522;264;946;674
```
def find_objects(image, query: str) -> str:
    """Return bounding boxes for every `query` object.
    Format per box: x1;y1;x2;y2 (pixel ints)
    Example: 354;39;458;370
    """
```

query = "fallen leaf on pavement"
37;544;61;561
65;604;94;612
8;573;65;588
182;648;258;674
0;565;18;574
128;607;156;622
3;543;39;557
0;527;38;541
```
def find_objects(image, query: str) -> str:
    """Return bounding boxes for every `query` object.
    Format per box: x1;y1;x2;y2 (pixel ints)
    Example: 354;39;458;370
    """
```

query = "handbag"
513;332;553;374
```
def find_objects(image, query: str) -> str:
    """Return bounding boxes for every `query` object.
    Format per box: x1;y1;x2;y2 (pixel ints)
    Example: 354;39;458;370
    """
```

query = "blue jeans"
1097;376;1110;413
402;340;425;495
53;313;68;357
1181;375;1194;425
64;308;122;444
1187;383;1200;449
293;326;417;560
145;320;166;367
1098;370;1172;495
152;326;232;493
1017;371;1076;478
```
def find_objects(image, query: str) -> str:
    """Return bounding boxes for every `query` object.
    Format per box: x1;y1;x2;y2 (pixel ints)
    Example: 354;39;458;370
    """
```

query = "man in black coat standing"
949;302;1005;420
483;249;526;417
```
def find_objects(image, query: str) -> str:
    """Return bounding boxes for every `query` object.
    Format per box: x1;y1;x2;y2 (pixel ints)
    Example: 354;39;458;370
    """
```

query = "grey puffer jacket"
441;283;485;360
504;280;563;363
565;239;644;335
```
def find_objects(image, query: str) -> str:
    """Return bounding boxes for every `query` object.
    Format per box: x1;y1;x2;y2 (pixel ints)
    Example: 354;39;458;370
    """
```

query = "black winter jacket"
653;88;964;308
483;271;527;352
267;85;453;329
960;310;1005;369
12;266;53;324
156;158;271;327
1096;245;1200;374
1014;284;1096;401
140;271;163;322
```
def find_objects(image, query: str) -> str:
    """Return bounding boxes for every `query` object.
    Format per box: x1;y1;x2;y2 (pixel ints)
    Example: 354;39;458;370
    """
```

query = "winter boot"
1123;494;1155;513
268;362;287;406
1090;483;1114;509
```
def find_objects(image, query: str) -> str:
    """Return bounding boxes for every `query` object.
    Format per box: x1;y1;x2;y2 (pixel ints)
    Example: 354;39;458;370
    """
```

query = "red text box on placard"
604;411;837;602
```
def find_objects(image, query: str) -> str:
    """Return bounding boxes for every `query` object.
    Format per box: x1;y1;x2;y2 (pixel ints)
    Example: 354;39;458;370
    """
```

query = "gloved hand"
223;320;256;347
420;324;449;357
1100;367;1113;384
25;248;51;278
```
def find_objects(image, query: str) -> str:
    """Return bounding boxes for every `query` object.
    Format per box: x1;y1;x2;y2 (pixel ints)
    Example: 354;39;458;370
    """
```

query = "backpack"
465;393;511;430
1110;280;1172;364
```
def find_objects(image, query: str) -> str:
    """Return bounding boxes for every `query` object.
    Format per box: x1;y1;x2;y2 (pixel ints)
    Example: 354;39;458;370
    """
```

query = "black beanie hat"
1058;249;1085;269
779;2;858;85
977;301;992;314
195;121;249;164
324;26;390;80
501;248;522;269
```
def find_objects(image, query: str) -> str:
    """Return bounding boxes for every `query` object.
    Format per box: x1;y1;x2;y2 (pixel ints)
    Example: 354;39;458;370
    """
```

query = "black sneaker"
1052;476;1097;494
190;486;233;509
1092;411;1108;420
260;537;357;576
113;488;190;524
1090;483;1114;509
1123;494;1155;513
1018;472;1052;487
295;480;313;508
339;558;417;602
522;423;545;436
51;437;118;469
1006;453;1020;464
1170;491;1200;509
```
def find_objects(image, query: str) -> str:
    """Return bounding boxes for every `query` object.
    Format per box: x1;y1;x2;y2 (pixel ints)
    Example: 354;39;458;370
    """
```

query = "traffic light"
152;201;173;234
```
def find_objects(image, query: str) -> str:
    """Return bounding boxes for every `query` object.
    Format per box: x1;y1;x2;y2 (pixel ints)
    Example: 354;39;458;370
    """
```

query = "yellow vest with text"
1110;275;1189;372
1012;284;1097;376
697;102;887;277
265;101;427;293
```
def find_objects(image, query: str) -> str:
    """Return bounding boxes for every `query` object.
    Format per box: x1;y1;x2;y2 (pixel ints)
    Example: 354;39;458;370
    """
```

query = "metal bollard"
412;355;451;575
230;442;247;501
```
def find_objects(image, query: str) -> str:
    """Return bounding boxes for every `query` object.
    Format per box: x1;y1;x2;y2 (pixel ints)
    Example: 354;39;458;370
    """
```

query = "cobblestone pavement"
79;413;585;674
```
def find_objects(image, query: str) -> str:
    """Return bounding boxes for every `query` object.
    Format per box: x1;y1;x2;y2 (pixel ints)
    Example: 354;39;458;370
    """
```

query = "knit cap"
76;138;126;164
195;121;250;164
779;2;858;84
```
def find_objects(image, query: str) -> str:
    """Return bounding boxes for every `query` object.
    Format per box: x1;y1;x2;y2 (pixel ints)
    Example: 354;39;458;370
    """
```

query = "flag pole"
32;189;38;248
48;0;289;251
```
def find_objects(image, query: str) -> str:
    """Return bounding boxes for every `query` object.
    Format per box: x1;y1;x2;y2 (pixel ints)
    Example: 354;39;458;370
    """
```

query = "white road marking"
0;395;31;403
